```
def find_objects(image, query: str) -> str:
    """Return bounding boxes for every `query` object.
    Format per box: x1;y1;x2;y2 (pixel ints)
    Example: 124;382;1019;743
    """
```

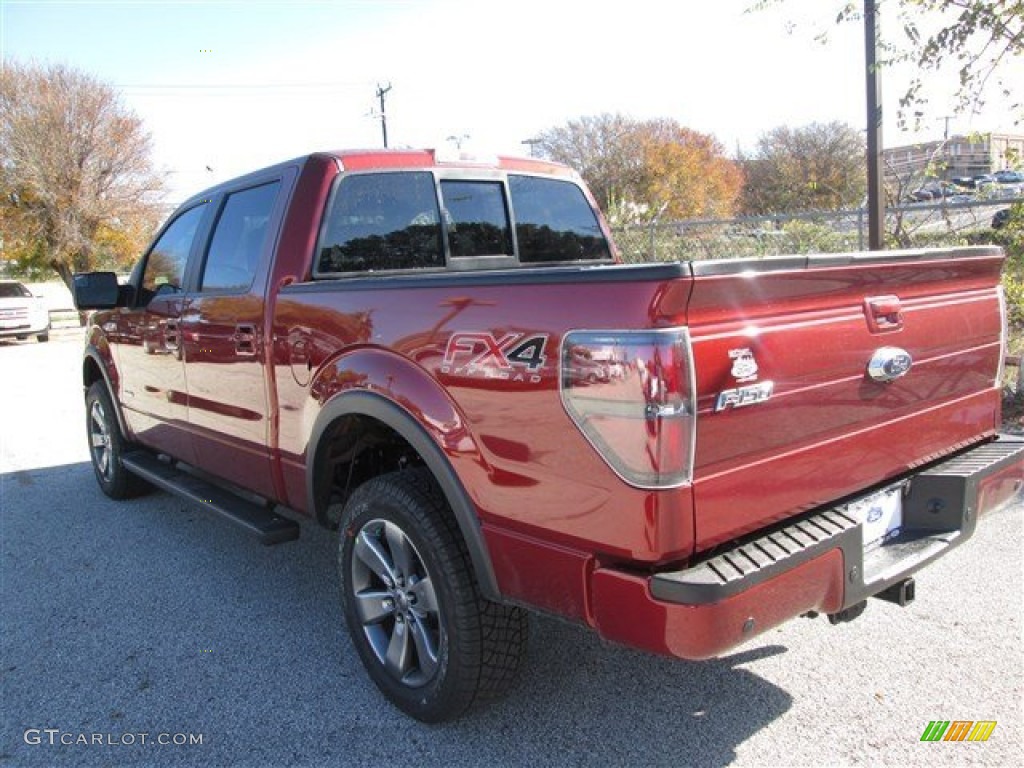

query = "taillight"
560;328;696;489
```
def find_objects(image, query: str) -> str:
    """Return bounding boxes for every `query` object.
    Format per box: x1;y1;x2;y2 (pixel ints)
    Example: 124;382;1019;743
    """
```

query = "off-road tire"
85;381;151;499
338;468;527;722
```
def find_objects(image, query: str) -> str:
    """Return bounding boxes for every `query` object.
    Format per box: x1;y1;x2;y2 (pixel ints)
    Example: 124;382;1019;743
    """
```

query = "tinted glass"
441;180;513;257
508;175;610;263
317;172;442;273
141;204;206;301
0;283;31;298
201;181;280;291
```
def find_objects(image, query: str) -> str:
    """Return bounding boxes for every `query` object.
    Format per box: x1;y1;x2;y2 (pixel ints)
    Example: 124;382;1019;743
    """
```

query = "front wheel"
338;469;527;722
85;381;150;499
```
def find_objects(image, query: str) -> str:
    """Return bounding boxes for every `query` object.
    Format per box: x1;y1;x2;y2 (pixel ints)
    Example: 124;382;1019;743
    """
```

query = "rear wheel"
85;381;150;499
338;468;527;722
37;332;49;343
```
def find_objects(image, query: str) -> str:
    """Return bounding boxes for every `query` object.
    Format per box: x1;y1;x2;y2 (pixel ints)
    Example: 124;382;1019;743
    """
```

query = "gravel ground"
1;333;1021;768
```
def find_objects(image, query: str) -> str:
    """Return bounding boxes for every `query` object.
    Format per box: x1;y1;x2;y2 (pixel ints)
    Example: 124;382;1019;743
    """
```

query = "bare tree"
535;113;643;214
862;0;1023;125
754;1;1024;126
0;61;165;288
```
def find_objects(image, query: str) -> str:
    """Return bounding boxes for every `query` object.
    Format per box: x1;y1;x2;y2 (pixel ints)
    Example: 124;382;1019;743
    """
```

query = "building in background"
884;132;1024;183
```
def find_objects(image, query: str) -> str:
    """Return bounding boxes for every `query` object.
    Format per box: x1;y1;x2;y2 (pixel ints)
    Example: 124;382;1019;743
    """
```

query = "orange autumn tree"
635;121;744;220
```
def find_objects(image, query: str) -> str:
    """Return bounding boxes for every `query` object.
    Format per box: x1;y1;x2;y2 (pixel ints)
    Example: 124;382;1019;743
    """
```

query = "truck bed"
273;246;1005;565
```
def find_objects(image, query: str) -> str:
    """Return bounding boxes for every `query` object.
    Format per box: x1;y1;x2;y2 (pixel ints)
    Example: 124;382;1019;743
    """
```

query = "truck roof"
325;148;576;178
178;148;582;214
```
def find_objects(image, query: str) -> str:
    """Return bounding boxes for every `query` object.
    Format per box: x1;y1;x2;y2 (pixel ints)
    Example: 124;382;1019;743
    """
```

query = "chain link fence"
610;198;1015;263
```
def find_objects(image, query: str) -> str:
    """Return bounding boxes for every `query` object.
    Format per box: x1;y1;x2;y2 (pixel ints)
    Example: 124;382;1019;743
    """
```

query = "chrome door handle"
233;324;257;356
164;320;181;350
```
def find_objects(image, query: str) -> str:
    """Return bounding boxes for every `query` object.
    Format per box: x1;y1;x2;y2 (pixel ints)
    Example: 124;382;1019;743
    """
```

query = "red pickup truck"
72;149;1023;722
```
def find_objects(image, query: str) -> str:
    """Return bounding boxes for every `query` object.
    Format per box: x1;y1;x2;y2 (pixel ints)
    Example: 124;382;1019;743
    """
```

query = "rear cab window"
508;175;612;263
316;172;443;274
314;169;611;277
441;180;513;259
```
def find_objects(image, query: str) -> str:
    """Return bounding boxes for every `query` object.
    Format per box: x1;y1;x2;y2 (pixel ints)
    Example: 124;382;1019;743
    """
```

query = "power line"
117;80;371;92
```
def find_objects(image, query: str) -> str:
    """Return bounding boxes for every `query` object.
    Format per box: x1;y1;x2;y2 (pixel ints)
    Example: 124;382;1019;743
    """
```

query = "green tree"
740;121;867;214
0;61;165;288
535;114;742;219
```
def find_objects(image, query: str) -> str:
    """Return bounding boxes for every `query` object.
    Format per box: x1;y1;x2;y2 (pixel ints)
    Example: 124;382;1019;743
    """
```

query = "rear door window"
316;172;443;274
200;181;280;292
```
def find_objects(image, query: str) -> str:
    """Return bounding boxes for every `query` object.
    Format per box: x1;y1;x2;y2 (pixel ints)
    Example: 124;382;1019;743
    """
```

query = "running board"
121;452;300;545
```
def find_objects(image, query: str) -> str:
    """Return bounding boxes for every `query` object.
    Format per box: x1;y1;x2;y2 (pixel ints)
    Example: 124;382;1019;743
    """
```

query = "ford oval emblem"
867;347;913;382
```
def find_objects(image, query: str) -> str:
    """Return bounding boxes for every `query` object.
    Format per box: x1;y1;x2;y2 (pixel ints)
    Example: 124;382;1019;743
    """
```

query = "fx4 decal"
442;332;549;383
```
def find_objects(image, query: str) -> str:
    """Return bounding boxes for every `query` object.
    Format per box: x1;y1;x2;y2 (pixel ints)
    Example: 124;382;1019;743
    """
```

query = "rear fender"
305;348;500;600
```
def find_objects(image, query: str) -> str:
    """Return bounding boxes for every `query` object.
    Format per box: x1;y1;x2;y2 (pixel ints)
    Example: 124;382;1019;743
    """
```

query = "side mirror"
72;272;121;310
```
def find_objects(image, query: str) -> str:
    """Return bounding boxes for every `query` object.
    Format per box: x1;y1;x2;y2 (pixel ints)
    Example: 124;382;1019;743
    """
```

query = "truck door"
116;202;209;464
179;179;283;499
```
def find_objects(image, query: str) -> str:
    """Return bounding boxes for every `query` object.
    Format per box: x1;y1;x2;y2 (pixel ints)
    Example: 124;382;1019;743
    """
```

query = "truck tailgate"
685;247;1006;550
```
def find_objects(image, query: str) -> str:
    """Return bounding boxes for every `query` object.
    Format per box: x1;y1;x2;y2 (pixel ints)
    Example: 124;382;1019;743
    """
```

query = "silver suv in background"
0;281;50;343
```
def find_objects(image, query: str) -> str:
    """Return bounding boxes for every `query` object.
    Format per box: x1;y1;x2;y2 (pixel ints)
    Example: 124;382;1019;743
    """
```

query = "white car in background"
0;280;50;342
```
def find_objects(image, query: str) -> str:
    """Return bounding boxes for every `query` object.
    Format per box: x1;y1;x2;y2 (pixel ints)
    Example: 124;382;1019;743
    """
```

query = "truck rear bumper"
590;435;1024;660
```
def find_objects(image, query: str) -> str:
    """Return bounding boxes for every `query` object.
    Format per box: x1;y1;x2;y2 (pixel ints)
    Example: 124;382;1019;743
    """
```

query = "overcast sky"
2;0;1019;205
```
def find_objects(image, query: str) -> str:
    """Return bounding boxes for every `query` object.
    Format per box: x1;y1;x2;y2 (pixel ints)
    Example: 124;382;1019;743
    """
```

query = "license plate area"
849;484;904;552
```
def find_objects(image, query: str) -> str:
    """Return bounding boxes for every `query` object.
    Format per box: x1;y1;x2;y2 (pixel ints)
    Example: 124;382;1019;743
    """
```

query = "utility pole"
864;0;884;251
521;137;542;158
939;115;955;140
375;83;392;148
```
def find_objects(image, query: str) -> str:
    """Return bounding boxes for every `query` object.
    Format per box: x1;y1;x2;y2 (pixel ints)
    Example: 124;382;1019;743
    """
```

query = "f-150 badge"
729;348;759;382
715;381;774;412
